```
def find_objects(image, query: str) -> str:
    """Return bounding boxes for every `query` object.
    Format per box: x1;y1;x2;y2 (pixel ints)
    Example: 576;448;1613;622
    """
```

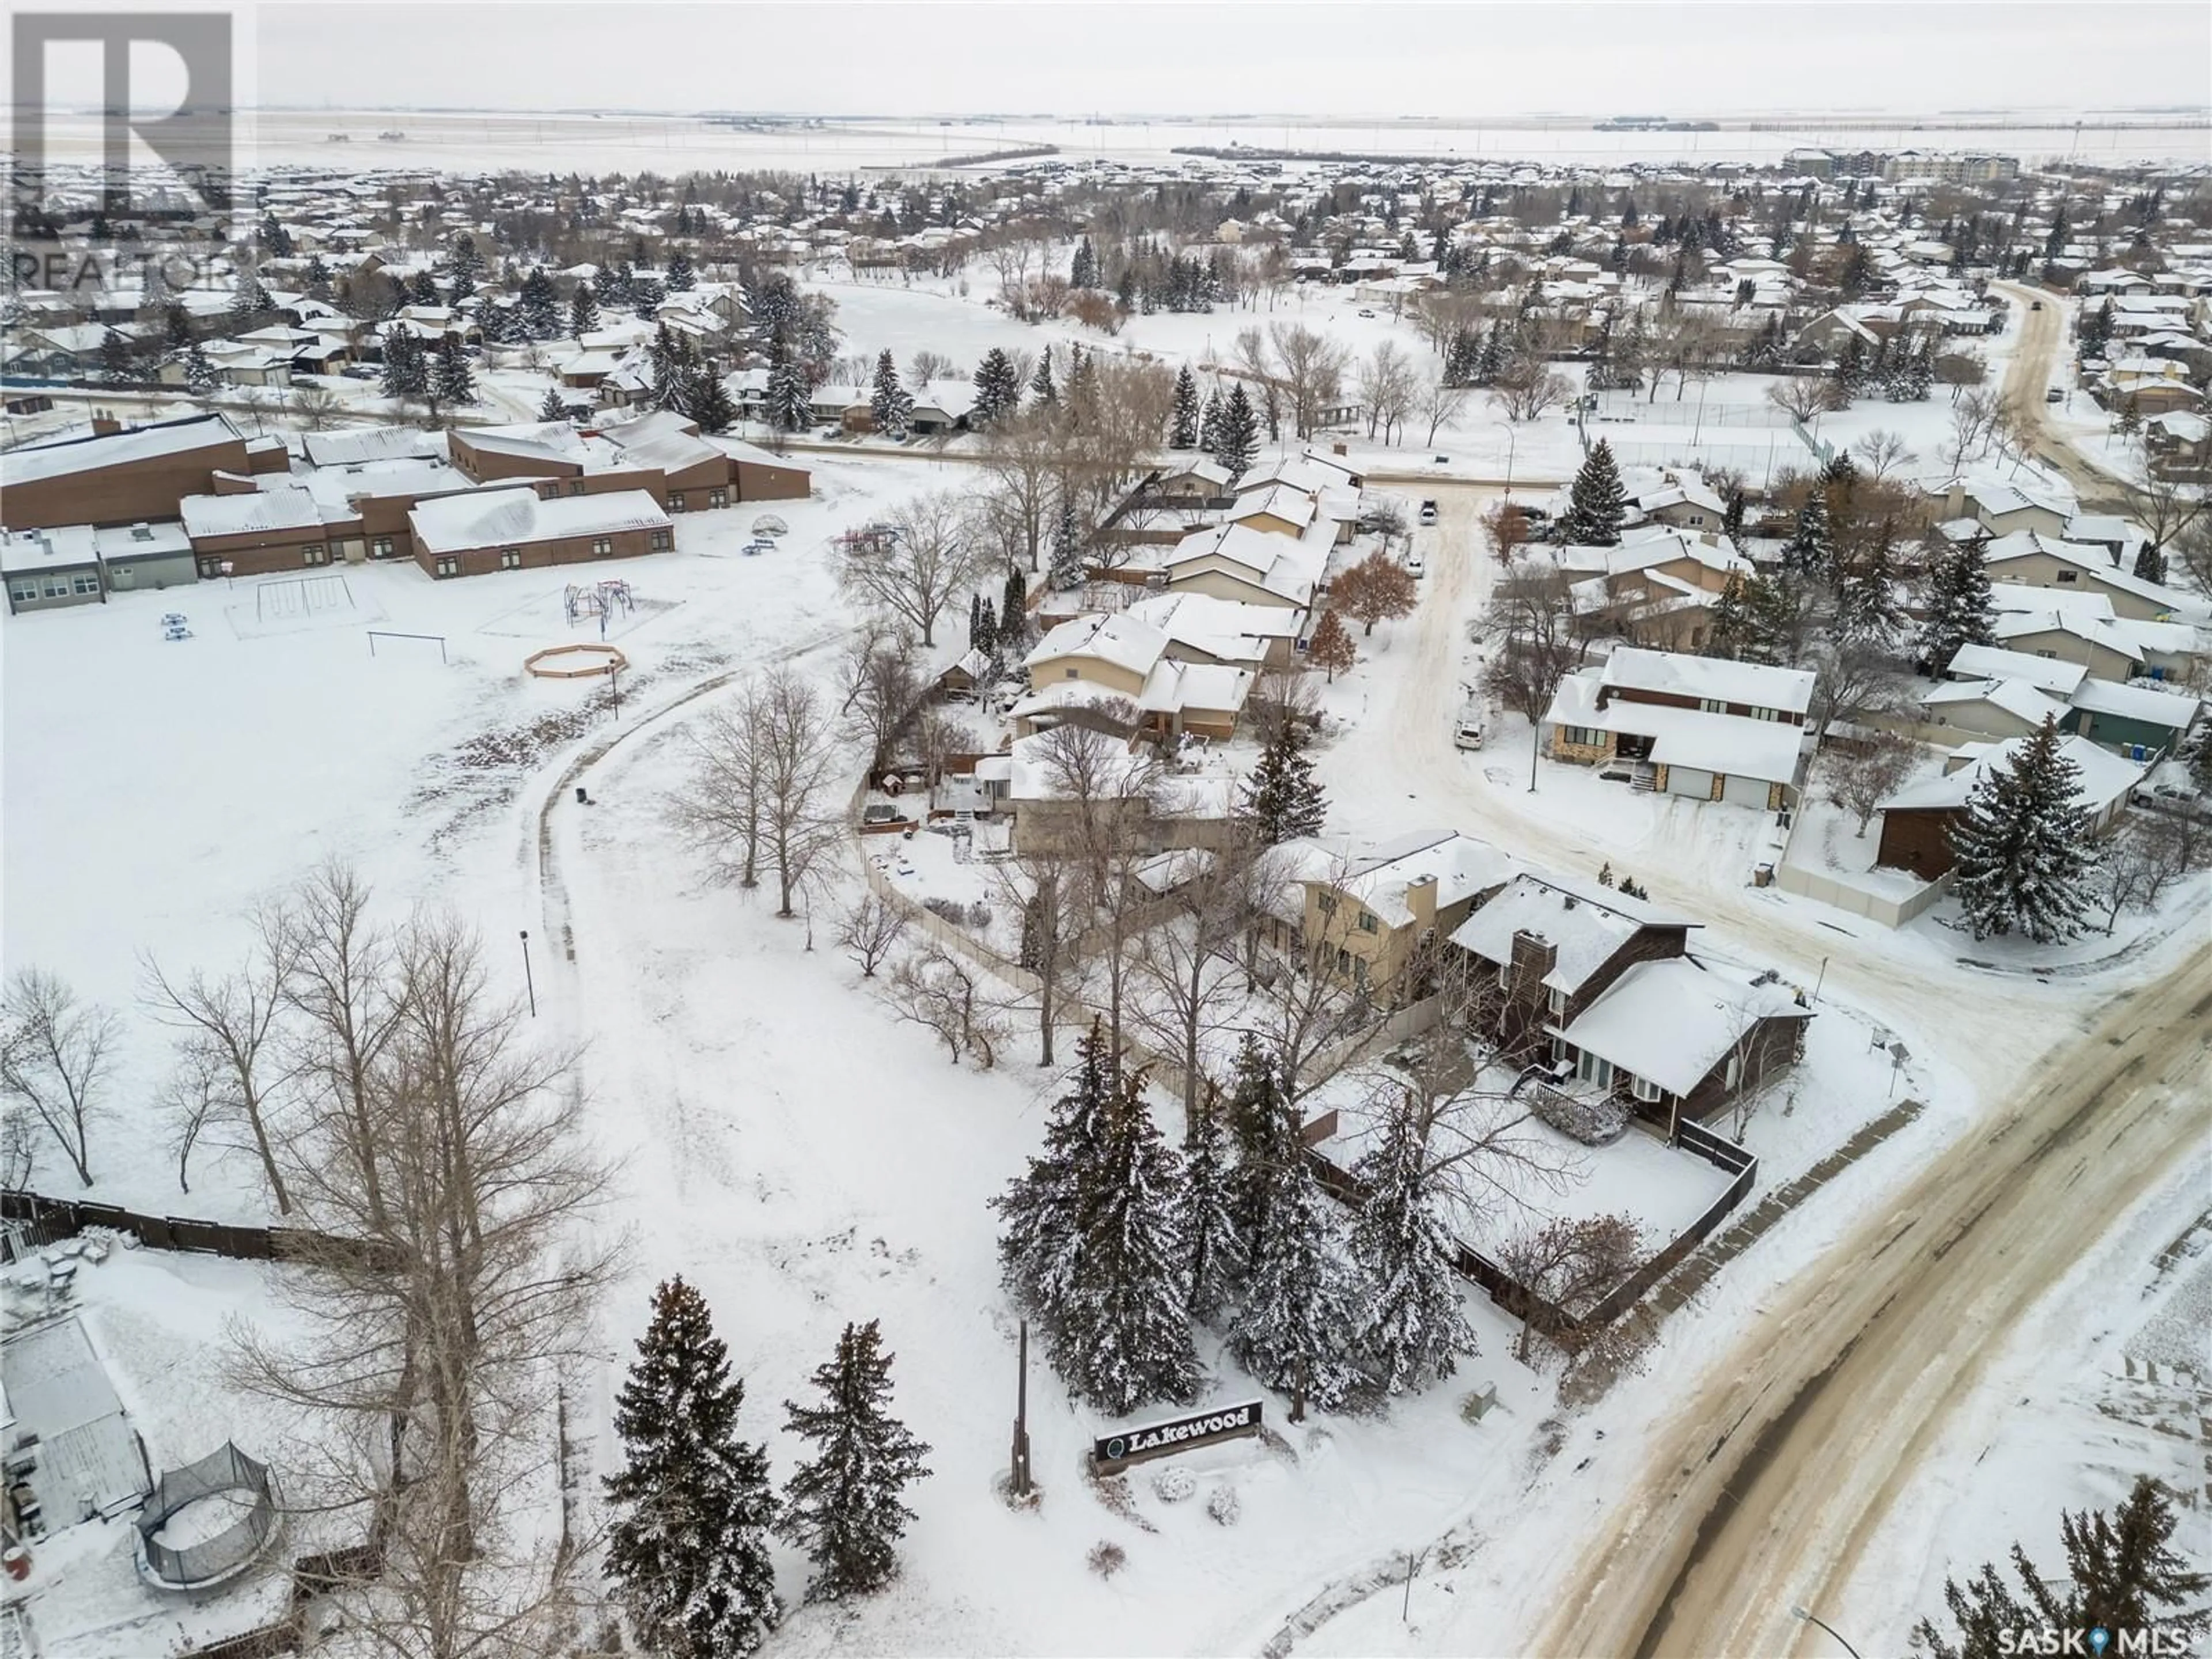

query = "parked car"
2046;387;2065;403
1517;503;1551;525
1358;308;1376;318
1419;499;1440;525
1453;708;1486;750
1405;549;1426;578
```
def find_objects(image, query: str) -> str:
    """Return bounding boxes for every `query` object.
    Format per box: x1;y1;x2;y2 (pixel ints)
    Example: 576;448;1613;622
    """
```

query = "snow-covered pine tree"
1224;1033;1294;1275
1229;1132;1363;1420
766;348;813;433
999;565;1029;651
520;266;559;339
2133;541;2168;585
687;367;737;434
183;341;218;396
538;385;571;423
1948;715;2101;944
381;329;426;402
1238;719;1327;845
1721;487;1747;543
1180;1085;1241;1325
778;1320;931;1602
968;591;986;649
975;596;997;658
1915;533;1997;671
1169;363;1200;449
1070;236;1098;290
1197;387;1222;454
1213;382;1259;479
604;1277;782;1658
1561;438;1627;547
993;1022;1115;1335
570;282;600;336
971;347;1021;428
1836;531;1905;643
666;250;696;291
1055;1066;1200;1414
1350;1099;1476;1396
1705;570;1752;659
1029;348;1057;406
870;348;912;440
433;335;476;406
1444;326;1480;387
1779;487;1832;578
1048;498;1086;592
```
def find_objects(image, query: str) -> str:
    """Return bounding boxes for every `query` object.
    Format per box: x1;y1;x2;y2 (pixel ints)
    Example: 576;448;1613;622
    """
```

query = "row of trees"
604;1279;930;1654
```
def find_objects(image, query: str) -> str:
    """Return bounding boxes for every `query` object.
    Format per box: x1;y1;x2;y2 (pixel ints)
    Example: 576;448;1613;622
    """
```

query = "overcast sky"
257;3;2211;119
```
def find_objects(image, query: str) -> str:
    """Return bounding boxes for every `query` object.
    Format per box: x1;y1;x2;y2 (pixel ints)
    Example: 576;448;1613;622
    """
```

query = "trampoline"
134;1442;281;1591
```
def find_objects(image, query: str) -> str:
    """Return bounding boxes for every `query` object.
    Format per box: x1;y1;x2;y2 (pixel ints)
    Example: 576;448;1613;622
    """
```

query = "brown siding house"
3;414;250;531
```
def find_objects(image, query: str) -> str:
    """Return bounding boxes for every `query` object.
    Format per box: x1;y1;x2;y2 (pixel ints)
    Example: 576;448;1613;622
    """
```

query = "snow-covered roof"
1;520;191;571
1878;732;2146;815
1548;668;1809;785
1922;677;2071;729
1138;658;1254;718
301;426;446;467
406;486;671;554
1598;646;1815;715
5;413;240;488
1228;484;1319;532
2067;677;2200;731
1945;643;2089;697
1025;612;1170;680
600;408;724;474
1560;956;1809;1099
1316;830;1517;929
1450;871;1696;995
1124;590;1302;664
180;483;329;539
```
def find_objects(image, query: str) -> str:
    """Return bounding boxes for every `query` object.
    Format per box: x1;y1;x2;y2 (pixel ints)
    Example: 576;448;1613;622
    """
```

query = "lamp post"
1501;421;1518;501
518;929;536;1018
1790;1604;1864;1659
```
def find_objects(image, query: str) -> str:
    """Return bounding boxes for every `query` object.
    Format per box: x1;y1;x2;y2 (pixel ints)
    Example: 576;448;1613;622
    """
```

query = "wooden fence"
1;1190;395;1274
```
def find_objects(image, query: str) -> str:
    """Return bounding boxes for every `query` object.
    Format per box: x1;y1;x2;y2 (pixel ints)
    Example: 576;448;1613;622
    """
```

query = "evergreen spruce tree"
1916;534;1998;671
1443;327;1481;387
570;281;600;336
1029;348;1057;406
411;269;441;308
665;250;696;291
1350;1103;1476;1396
968;592;986;650
993;1022;1115;1335
604;1277;782;1658
433;334;477;406
1229;1136;1363;1419
1949;717;2100;944
163;302;194;349
679;366;730;433
974;597;997;658
520;266;559;339
1779;487;1832;578
1056;1067;1200;1414
2133;541;2168;585
1238;720;1327;844
183;341;219;396
1180;1086;1241;1325
870;348;913;439
1223;1035;1295;1275
1836;531;1905;643
766;348;813;433
971;347;1021;427
1721;487;1747;544
1213;382;1260;479
779;1320;932;1602
1070;236;1099;290
1561;438;1627;546
1000;565;1028;650
1169;363;1200;449
1049;499;1086;591
538;384;571;423
381;329;427;402
1197;387;1222;454
1705;570;1752;659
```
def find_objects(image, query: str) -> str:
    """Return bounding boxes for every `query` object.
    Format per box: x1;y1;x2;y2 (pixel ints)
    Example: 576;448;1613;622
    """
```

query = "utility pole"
1009;1319;1032;1498
519;929;537;1017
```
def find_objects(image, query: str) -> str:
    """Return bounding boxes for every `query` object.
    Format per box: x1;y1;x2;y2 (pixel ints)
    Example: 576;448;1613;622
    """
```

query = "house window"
1357;911;1378;934
1575;1050;1615;1088
708;487;728;509
71;573;100;594
1631;1074;1664;1104
372;537;393;558
9;582;36;603
1547;984;1566;1016
500;548;522;570
1749;706;1781;722
1562;724;1607;747
1316;892;1338;916
649;529;672;552
1699;697;1725;714
592;537;613;558
569;480;587;497
2055;569;2078;584
434;555;459;578
669;491;687;512
43;578;69;597
302;544;329;566
1725;1051;1744;1090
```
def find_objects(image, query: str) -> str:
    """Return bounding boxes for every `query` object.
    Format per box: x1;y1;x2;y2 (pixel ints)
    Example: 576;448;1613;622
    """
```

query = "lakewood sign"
1092;1401;1263;1472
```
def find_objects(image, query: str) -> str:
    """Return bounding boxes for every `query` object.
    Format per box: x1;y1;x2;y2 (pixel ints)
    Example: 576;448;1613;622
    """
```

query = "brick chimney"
1404;873;1438;934
91;411;123;436
1499;929;1559;1057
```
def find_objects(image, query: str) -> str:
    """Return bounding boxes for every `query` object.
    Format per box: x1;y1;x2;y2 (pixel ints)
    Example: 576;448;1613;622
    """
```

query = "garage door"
1666;766;1714;801
1722;772;1771;809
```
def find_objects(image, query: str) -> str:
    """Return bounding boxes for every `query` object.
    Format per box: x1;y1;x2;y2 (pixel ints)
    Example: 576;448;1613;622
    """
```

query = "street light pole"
1503;422;1518;500
519;929;536;1018
1790;1604;1864;1659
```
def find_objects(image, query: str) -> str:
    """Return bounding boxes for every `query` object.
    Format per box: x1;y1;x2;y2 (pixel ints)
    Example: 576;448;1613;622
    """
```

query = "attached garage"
1722;772;1774;810
1665;765;1715;801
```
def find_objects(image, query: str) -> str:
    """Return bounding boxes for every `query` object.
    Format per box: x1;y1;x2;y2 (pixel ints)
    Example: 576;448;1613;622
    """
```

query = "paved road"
1991;281;2135;512
1532;941;2210;1658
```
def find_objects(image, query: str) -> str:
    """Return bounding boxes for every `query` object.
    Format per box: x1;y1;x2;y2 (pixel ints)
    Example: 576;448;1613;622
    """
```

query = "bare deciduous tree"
836;892;909;978
1495;1213;1649;1374
2096;810;2211;931
887;941;1006;1069
838;490;986;647
0;968;120;1187
1355;342;1418;445
1417;365;1469;447
1480;556;1584;791
1767;374;1834;425
1264;321;1350;439
908;349;957;387
143;911;299;1212
1818;733;1920;835
1851;428;1919;483
674;672;842;915
836;623;927;778
1129;841;1268;1130
1489;350;1574;423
